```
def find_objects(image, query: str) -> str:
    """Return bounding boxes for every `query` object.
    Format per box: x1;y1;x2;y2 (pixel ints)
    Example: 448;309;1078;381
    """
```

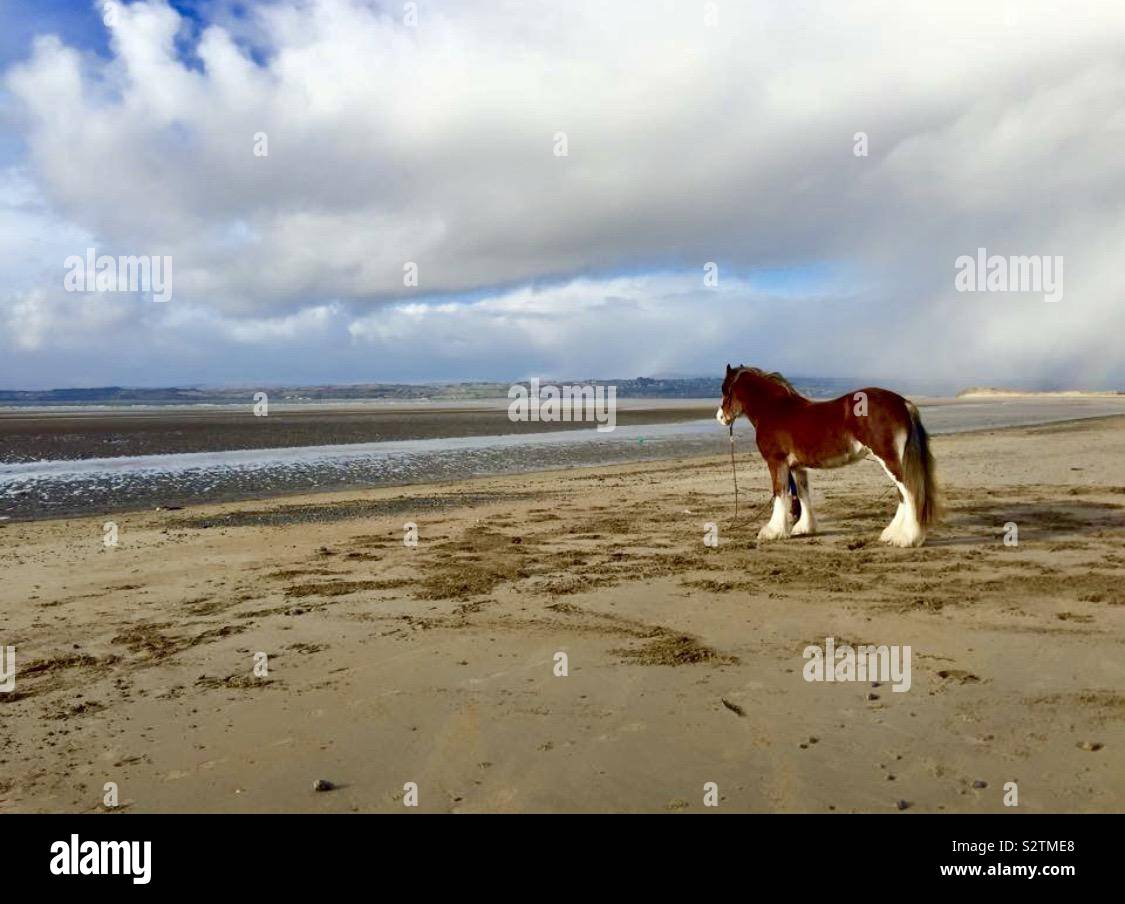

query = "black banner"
4;813;1116;889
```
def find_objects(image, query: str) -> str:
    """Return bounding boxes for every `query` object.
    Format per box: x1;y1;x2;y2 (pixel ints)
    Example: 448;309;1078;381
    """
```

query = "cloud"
1;0;1123;388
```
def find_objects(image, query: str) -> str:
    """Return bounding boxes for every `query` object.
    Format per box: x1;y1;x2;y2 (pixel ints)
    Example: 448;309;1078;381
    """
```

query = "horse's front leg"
758;460;794;541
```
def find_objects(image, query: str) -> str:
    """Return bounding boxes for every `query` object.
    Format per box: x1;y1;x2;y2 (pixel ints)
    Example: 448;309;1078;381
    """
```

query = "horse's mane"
732;366;804;398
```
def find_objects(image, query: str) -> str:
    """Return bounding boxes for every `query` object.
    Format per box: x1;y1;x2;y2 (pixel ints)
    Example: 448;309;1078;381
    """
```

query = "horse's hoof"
757;526;790;541
791;522;817;537
883;532;925;548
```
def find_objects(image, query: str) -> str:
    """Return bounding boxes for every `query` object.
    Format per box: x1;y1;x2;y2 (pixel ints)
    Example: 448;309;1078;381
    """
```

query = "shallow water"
1;398;1121;521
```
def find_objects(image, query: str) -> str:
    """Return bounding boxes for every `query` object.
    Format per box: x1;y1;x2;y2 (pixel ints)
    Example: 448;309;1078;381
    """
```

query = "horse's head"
716;363;744;426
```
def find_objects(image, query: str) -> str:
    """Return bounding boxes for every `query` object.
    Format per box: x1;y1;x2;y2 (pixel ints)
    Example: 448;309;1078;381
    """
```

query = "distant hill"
0;383;499;405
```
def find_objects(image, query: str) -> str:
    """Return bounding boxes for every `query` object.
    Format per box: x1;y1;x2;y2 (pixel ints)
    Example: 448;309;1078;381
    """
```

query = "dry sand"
1;416;1123;813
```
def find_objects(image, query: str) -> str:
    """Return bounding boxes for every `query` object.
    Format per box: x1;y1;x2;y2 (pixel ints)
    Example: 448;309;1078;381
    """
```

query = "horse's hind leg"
879;485;906;543
872;445;923;548
878;459;906;543
791;469;817;536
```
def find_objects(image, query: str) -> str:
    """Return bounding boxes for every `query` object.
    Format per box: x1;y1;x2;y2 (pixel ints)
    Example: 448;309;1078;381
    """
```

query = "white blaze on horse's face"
717;395;741;426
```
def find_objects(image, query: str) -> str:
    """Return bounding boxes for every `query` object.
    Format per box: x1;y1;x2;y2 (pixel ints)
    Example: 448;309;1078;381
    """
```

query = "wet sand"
0;416;1122;813
5;396;1125;522
0;400;713;463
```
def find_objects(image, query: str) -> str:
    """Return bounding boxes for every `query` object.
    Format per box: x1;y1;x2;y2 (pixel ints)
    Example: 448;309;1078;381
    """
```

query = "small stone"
313;778;335;792
896;799;910;811
972;780;988;789
1077;741;1103;752
867;693;880;701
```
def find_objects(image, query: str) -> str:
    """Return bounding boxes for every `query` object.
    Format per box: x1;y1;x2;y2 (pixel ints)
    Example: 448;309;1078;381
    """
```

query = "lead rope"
728;425;772;528
729;422;738;521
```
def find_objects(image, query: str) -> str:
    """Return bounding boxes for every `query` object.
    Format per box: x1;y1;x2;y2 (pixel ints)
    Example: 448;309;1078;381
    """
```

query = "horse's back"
775;388;913;467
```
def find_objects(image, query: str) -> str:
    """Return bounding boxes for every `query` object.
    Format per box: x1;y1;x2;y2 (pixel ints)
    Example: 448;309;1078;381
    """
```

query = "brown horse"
717;365;939;547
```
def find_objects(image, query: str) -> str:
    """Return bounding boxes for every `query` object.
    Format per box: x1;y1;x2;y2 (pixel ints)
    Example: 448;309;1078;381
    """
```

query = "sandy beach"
1;414;1122;813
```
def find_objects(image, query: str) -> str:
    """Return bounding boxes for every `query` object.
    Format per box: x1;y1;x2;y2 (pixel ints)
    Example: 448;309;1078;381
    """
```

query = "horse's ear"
725;362;732;374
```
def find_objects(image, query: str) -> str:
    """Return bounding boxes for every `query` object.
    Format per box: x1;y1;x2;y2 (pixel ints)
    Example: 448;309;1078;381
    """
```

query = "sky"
1;0;1122;390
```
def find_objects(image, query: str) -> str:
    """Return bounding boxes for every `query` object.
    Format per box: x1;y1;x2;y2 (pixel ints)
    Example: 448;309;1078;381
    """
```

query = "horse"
716;365;940;547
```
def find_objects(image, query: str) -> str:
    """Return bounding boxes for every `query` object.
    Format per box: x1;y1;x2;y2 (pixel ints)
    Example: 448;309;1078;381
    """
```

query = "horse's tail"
903;402;941;527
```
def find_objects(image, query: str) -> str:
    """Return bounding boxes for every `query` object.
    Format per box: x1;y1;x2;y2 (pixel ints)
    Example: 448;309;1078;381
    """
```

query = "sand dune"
958;388;1123;399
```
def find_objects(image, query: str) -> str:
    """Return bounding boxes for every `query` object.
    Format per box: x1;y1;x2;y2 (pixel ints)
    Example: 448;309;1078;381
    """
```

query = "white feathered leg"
758;494;793;540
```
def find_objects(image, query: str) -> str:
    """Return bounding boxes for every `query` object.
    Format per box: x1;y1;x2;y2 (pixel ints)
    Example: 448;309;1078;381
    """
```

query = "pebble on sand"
313;779;335;792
